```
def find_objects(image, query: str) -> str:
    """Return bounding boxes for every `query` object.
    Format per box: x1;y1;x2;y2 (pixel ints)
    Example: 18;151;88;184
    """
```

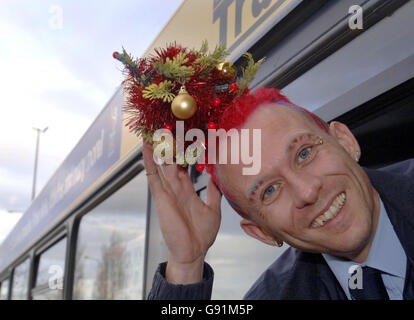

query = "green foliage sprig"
142;80;176;102
153;52;194;81
121;47;137;70
237;53;265;94
194;40;228;75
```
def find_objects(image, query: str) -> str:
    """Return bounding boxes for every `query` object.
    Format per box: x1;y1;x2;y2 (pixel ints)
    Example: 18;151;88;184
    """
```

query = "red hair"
206;87;329;218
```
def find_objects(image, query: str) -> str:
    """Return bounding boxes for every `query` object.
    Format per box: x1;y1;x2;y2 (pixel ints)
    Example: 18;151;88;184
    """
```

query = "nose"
287;171;322;209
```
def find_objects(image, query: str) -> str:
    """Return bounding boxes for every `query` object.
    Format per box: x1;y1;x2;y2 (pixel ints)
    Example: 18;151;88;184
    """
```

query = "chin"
326;224;373;258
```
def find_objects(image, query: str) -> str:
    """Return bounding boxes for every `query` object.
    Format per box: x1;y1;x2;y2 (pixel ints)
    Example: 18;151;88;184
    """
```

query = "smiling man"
144;88;414;300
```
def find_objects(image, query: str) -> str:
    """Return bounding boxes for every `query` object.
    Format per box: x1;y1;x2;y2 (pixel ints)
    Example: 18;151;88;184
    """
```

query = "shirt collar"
364;198;406;278
322;196;406;298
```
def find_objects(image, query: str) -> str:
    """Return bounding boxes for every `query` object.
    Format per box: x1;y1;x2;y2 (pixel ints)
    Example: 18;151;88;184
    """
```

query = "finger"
160;164;194;201
162;162;180;180
142;142;165;196
206;177;222;214
143;141;158;171
176;166;196;196
154;163;178;198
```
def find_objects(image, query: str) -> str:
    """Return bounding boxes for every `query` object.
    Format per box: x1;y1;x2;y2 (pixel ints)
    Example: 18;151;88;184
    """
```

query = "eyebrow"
286;132;312;154
248;178;265;201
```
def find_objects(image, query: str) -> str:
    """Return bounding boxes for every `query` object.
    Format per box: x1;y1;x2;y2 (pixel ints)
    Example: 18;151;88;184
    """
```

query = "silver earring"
272;240;283;247
355;150;360;162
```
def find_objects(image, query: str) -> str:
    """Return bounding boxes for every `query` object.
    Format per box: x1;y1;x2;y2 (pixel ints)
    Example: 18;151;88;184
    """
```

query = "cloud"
0;167;32;210
0;210;23;245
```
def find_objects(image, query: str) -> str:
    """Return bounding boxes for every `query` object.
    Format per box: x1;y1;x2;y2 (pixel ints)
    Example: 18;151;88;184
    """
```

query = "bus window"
0;279;10;300
72;172;147;300
334;77;414;168
11;258;30;300
199;187;287;299
32;237;67;300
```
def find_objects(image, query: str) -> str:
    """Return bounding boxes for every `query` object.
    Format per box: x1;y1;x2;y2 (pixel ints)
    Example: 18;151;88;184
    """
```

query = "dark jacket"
148;159;414;300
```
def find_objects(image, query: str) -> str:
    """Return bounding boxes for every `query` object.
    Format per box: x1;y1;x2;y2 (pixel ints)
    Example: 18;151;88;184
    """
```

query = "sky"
0;0;183;244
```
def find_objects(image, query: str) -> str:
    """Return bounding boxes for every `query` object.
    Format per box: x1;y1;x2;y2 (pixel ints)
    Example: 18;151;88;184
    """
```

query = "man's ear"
240;218;281;246
329;121;360;158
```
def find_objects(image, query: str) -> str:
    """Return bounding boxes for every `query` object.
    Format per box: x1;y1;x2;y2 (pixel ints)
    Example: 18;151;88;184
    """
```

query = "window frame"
31;230;67;300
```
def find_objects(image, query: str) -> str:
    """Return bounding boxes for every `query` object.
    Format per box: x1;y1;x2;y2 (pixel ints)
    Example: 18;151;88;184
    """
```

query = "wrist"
165;255;205;285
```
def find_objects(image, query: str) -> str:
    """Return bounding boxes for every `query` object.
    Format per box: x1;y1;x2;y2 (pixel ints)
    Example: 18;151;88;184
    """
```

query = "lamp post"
32;126;48;200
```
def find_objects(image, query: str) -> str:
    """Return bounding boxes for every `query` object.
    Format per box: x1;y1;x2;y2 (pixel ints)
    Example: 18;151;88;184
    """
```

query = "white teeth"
311;192;346;228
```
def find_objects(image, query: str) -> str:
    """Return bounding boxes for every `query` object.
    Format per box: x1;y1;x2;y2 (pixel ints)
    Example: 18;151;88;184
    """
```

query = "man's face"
217;103;380;260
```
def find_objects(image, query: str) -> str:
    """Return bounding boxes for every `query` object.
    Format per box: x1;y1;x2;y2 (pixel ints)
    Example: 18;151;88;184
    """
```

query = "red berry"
244;87;250;95
213;98;221;107
164;124;173;131
207;122;216;129
230;82;238;93
112;51;119;59
196;164;205;172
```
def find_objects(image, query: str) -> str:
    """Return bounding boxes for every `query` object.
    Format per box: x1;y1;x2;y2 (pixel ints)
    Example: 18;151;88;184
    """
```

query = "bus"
1;0;413;300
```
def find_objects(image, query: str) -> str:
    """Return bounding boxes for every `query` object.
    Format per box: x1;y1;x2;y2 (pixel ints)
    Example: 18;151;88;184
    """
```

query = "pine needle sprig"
142;80;176;102
153;52;194;81
121;47;137;70
138;126;154;143
210;43;228;61
237;53;265;94
194;42;228;75
198;39;209;56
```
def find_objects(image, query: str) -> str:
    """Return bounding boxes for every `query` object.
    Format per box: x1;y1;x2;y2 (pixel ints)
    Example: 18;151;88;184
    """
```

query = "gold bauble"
171;86;197;119
217;61;236;79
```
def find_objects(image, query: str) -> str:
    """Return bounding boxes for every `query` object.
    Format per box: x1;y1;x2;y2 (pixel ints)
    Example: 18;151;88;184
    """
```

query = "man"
143;88;414;300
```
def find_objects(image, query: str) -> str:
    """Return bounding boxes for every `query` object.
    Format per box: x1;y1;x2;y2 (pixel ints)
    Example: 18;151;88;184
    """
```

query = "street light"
6;209;24;213
32;126;48;200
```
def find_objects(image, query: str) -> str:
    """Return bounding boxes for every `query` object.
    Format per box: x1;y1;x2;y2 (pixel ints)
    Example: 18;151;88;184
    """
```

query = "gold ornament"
171;86;197;119
217;61;236;79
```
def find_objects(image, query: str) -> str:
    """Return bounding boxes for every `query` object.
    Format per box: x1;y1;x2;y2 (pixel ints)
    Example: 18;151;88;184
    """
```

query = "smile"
311;192;346;228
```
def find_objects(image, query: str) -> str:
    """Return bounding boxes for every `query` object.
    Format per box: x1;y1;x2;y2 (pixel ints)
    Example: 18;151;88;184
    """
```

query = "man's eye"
263;184;279;199
298;147;312;162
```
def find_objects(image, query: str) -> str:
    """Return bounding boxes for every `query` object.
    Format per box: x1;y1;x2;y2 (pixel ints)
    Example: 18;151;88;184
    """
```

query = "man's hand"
142;142;222;284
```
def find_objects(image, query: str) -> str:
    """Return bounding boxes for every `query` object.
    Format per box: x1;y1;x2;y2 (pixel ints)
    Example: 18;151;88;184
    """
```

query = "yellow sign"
144;0;302;60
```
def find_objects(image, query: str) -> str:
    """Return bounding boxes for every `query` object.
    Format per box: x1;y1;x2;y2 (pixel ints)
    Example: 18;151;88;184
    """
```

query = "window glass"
11;258;30;300
143;192;168;297
32;237;67;300
73;173;147;300
0;279;9;300
200;188;288;299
